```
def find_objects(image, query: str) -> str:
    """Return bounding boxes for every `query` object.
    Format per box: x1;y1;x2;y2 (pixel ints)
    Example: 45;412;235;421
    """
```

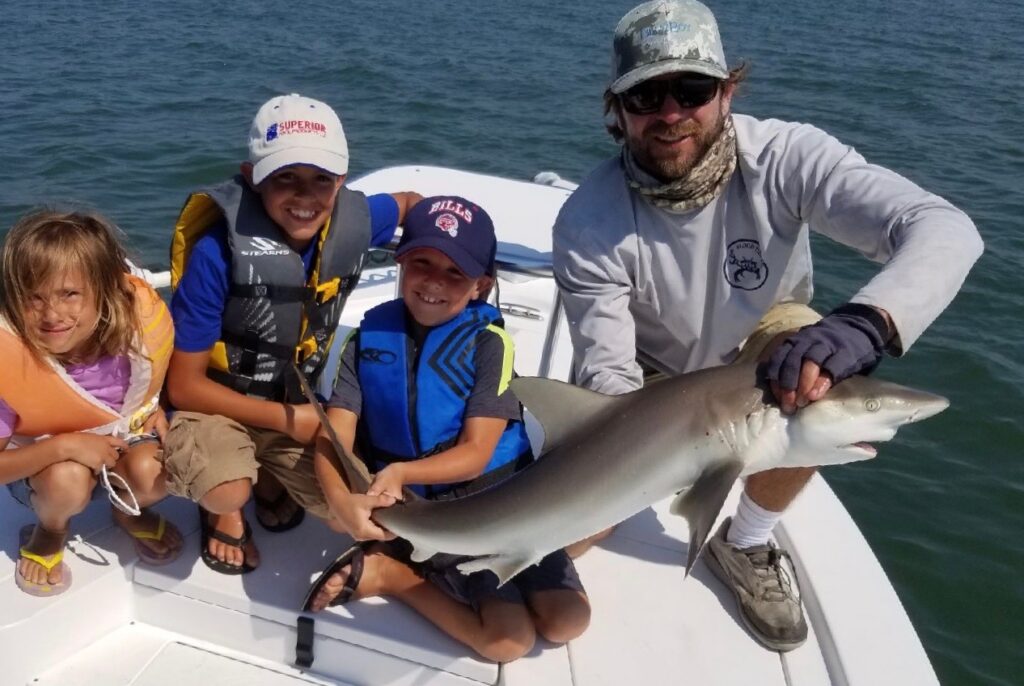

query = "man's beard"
626;107;726;182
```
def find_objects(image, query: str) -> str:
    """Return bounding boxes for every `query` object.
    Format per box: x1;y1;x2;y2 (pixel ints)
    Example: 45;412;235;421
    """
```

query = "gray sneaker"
703;517;808;651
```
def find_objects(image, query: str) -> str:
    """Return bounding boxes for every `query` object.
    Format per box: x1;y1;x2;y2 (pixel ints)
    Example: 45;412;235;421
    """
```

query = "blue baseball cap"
395;196;497;278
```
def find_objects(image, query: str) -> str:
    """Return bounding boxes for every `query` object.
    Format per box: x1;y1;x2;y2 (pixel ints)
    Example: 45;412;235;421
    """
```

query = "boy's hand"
368;464;406;501
142;410;169;442
331;492;398;541
57;433;128;474
283;403;322;444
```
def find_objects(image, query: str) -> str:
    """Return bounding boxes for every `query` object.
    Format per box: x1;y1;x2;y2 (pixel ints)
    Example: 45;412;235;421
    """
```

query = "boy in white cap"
163;93;422;574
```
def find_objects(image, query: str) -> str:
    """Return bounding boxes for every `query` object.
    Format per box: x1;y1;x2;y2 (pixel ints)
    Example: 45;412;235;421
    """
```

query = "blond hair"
0;209;140;363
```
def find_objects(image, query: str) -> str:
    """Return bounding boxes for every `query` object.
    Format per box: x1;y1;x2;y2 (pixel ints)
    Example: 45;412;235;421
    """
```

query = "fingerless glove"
765;303;889;390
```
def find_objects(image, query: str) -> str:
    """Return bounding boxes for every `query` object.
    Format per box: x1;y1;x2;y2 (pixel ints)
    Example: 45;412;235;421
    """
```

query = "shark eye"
865;398;881;412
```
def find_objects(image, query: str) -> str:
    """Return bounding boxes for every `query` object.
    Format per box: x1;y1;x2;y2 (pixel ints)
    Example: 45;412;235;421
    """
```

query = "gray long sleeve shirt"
553;114;984;395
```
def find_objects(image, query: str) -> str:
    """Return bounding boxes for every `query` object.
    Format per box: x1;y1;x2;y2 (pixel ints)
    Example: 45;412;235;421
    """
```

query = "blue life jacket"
357;299;533;499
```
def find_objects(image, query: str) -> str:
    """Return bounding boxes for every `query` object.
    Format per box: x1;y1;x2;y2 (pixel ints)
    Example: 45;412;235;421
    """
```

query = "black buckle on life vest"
295;616;314;668
229;283;314;302
221;331;295;361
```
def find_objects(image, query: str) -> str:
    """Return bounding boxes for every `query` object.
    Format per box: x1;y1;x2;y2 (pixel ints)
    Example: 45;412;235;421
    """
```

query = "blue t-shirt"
172;192;399;352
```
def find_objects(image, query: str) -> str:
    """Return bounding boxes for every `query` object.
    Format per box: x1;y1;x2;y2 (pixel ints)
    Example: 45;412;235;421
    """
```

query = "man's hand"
765;304;890;413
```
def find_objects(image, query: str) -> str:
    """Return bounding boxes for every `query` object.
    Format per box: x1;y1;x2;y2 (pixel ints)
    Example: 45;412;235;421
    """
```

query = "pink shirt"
0;355;131;439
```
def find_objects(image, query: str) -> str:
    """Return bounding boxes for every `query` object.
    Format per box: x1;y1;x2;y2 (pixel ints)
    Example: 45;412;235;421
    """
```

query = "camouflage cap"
610;0;729;94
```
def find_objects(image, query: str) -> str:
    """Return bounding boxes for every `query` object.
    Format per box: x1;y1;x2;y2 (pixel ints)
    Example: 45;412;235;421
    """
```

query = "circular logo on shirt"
724;239;768;290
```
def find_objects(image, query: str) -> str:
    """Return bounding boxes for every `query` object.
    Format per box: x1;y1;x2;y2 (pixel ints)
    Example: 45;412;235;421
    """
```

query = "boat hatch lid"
133;512;499;684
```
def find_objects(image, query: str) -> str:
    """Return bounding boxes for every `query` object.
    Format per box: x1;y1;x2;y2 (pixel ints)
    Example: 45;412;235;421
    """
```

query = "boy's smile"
242;163;345;251
398;249;493;328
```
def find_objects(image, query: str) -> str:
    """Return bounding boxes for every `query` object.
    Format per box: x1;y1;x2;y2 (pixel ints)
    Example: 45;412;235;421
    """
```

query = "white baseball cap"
247;93;349;185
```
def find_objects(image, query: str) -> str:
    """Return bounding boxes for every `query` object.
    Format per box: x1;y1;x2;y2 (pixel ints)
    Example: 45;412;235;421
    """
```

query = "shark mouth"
846;442;877;457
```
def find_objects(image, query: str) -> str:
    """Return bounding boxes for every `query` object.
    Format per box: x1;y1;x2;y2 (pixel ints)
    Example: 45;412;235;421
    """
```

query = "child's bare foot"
200;508;260;572
307;543;403;612
112;507;184;564
18;525;68;587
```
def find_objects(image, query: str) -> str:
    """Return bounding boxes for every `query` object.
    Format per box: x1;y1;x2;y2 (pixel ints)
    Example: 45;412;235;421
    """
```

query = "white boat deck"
0;167;938;685
0;473;929;685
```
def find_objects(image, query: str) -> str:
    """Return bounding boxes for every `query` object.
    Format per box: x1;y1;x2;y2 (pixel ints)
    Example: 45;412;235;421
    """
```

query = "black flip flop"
254;489;306;533
198;505;258;575
301;542;369;611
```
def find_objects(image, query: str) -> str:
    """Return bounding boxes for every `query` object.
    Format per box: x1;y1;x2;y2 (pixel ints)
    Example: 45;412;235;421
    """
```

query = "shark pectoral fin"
670;458;744;577
456;554;538;587
509;376;623;453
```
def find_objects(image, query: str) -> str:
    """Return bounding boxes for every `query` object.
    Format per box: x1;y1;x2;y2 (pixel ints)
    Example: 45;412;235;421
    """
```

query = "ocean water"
2;1;1021;683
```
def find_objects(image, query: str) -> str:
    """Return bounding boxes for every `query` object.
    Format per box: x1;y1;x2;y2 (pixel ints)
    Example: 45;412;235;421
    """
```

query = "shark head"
783;374;949;468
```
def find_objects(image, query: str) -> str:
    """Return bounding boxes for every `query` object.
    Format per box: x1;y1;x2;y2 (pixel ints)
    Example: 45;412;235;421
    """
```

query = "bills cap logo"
435;213;459;237
266;124;278;142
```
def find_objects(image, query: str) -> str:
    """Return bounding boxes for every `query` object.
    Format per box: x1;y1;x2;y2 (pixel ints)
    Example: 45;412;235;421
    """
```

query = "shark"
306;362;949;585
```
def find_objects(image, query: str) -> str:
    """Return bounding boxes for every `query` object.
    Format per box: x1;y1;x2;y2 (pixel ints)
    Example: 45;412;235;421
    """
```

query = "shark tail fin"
509;376;624;453
670;458;744;576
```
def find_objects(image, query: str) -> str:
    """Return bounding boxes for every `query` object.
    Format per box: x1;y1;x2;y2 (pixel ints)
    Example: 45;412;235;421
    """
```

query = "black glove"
765;304;889;391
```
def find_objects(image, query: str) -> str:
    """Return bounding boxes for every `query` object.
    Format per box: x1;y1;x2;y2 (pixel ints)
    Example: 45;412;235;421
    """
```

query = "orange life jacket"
0;274;173;440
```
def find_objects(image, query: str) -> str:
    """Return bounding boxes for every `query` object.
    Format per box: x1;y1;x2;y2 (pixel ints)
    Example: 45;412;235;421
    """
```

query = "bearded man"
552;0;983;652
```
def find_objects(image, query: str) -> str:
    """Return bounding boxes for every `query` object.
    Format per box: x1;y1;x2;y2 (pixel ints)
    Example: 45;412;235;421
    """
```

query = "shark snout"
900;389;950;424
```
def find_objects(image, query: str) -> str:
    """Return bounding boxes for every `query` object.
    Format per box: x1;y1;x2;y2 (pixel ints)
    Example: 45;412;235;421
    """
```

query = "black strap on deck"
295;616;315;668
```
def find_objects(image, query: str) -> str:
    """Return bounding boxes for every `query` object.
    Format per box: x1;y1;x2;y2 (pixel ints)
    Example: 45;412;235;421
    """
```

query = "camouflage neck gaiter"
623;115;737;213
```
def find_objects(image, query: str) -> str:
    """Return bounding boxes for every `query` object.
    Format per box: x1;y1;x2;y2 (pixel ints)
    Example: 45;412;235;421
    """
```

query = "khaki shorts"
161;411;330;519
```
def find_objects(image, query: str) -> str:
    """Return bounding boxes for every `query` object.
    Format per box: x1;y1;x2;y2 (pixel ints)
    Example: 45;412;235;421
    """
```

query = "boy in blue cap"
306;196;591;662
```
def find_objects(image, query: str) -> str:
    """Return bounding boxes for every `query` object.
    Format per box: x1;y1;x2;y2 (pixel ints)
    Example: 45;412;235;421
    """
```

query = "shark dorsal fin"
509;376;623;453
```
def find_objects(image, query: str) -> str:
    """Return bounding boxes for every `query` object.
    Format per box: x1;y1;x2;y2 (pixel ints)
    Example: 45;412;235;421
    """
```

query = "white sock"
726;491;782;549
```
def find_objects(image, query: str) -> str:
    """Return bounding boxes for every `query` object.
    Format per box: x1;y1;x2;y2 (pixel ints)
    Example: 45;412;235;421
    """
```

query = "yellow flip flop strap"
129;515;166;542
19;547;64;573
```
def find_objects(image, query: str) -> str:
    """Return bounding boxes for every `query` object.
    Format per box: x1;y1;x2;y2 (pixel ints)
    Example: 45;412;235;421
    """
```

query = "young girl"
0;209;183;596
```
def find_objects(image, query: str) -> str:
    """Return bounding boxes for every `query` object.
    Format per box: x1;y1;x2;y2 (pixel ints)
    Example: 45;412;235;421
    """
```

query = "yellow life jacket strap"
171;194;223;291
127;394;161;435
315;277;341;304
296;337;319;363
485;324;516;396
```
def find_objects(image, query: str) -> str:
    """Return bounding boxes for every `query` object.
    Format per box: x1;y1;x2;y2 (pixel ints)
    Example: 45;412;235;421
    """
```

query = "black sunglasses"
619;75;721;115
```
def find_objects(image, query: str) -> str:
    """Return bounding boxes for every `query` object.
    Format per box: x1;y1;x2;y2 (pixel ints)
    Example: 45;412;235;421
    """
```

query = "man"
552;0;982;652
